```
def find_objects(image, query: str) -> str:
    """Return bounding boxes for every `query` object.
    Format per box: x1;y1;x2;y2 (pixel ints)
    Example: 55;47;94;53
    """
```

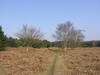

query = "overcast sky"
0;0;100;41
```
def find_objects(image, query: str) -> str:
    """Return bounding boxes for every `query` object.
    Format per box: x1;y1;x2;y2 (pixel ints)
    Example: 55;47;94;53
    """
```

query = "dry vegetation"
0;47;54;75
0;47;100;75
61;47;100;74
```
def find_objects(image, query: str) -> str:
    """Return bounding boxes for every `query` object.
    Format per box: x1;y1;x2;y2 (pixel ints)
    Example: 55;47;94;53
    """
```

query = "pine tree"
0;26;6;51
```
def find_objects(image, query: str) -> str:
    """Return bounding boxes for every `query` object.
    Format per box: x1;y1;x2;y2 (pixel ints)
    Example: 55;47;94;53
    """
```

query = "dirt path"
44;54;71;75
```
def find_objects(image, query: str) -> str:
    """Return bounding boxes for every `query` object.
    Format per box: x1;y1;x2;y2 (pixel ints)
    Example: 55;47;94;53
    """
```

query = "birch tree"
53;21;84;51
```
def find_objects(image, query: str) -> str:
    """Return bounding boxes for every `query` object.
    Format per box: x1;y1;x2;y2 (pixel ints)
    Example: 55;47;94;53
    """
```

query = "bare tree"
53;21;84;51
15;25;43;40
15;25;43;47
68;29;84;49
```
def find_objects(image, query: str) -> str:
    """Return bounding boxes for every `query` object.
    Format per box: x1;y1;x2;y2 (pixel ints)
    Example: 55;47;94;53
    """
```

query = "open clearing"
0;47;100;75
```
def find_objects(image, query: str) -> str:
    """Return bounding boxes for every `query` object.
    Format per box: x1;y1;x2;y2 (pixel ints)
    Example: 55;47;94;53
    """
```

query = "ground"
0;47;100;75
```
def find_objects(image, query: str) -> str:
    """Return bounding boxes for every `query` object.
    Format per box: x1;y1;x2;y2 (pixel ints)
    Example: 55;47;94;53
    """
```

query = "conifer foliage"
0;26;6;50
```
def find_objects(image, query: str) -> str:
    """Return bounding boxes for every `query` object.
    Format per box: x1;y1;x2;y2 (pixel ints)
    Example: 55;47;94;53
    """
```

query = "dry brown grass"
0;47;54;75
61;47;100;74
0;47;100;75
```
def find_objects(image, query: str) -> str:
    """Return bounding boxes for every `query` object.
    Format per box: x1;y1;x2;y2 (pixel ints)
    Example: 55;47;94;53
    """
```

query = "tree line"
0;21;99;51
0;25;52;51
81;41;100;47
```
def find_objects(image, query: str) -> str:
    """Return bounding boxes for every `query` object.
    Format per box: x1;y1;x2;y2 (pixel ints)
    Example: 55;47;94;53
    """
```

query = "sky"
0;0;100;41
